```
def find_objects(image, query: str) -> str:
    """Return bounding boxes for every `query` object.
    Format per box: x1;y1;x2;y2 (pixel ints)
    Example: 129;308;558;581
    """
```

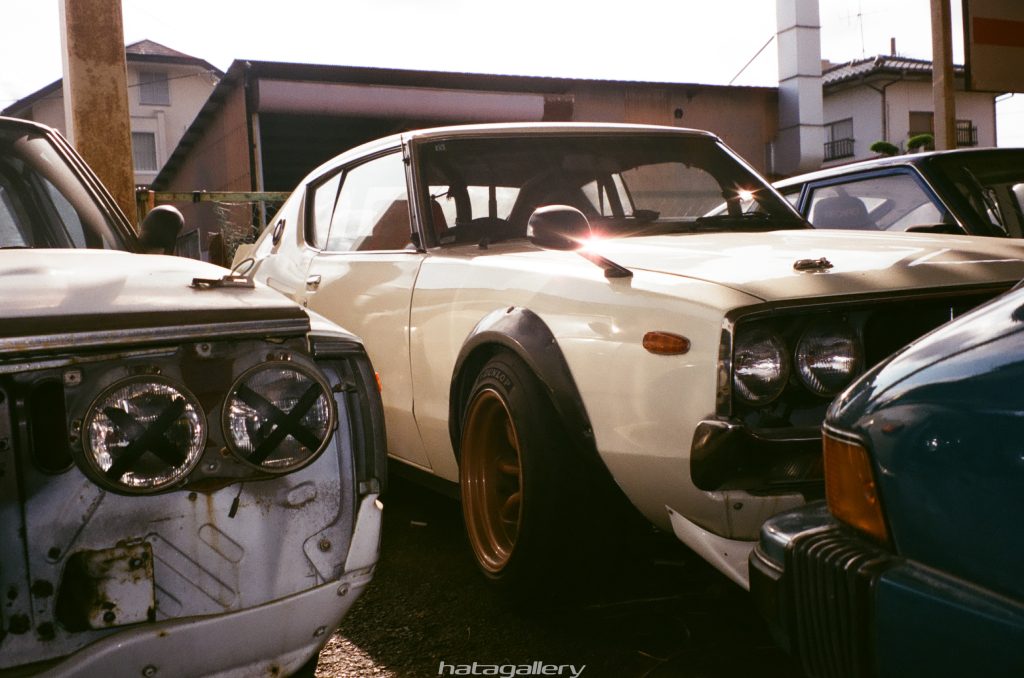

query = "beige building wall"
571;83;779;175
127;62;218;186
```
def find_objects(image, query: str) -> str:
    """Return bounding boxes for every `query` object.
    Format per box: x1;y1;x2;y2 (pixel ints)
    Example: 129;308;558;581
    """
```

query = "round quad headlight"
733;328;790;405
83;377;206;493
795;321;864;397
223;363;336;472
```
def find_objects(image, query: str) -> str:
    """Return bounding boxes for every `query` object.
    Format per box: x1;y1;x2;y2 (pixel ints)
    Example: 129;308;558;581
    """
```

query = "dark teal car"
749;285;1024;677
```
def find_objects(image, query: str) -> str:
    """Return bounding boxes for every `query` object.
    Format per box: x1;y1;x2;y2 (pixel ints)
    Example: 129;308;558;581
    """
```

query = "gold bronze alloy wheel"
460;388;525;575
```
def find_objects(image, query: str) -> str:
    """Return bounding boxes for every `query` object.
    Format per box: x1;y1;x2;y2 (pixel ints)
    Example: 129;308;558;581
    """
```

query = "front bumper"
690;419;823;493
750;502;1024;678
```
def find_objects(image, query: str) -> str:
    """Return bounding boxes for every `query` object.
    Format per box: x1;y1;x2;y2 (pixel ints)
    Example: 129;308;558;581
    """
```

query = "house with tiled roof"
2;39;221;186
819;54;999;166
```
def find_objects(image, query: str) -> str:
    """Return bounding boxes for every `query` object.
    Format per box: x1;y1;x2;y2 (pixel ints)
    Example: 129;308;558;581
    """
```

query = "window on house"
138;71;170;106
131;132;158;172
956;119;978;147
909;111;935;137
824;118;854;161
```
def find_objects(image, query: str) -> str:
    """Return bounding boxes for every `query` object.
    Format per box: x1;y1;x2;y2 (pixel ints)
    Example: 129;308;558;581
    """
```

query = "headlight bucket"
81;376;206;494
222;362;336;473
795;320;863;397
732;328;790;405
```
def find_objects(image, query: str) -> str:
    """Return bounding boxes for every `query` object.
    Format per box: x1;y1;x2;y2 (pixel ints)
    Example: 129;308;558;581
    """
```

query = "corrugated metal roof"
823;55;965;87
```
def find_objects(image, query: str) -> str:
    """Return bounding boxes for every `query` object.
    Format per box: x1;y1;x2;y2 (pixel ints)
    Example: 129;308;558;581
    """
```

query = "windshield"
418;133;805;246
0;126;131;250
929;151;1024;238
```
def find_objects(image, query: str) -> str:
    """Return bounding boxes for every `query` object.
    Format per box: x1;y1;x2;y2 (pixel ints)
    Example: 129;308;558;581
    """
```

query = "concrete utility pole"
59;0;136;221
931;0;958;149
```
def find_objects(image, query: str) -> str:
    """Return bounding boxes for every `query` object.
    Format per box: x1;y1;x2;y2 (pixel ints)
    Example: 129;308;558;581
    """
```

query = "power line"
729;35;775;86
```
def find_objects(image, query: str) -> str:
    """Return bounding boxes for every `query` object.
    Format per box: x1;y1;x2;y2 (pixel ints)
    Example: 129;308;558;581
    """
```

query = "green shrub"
907;133;934;151
869;141;899;156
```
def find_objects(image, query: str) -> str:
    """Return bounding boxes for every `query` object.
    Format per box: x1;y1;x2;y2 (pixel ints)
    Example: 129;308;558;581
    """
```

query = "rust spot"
37;622;55;641
8;614;29;634
31;581;54;598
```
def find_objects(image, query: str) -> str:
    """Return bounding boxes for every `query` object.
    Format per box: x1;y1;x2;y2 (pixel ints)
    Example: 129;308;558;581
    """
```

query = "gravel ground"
314;474;803;678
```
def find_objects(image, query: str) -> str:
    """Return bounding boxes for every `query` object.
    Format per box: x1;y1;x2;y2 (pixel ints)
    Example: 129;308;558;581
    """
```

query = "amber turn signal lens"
375;371;383;392
823;431;889;543
643;331;691;355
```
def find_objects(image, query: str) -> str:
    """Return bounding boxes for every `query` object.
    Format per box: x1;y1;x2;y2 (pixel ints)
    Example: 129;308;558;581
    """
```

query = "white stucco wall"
822;86;883;165
822;79;997;167
127;62;218;185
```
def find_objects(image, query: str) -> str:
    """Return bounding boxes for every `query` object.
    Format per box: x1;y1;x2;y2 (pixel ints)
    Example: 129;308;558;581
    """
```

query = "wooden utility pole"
59;0;136;221
931;0;957;150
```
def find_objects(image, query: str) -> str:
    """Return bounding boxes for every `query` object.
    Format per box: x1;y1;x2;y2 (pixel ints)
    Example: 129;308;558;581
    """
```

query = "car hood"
587;229;1024;301
0;250;310;353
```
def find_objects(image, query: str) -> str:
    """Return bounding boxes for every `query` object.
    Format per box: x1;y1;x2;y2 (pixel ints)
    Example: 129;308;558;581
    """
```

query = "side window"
806;173;944;232
326;153;411;252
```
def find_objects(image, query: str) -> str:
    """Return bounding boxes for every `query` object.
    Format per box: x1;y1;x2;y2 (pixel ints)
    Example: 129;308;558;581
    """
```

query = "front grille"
731;288;1006;428
785;529;893;678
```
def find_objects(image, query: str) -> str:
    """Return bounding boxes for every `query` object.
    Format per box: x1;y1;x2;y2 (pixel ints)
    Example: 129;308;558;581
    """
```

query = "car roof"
0;115;59;135
774;147;1024;189
304;122;722;185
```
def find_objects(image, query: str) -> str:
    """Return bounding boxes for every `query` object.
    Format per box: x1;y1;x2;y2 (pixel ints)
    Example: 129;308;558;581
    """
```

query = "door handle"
305;274;321;290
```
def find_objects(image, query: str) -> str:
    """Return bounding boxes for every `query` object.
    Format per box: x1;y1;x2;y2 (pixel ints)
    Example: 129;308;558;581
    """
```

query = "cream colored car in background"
238;123;1024;589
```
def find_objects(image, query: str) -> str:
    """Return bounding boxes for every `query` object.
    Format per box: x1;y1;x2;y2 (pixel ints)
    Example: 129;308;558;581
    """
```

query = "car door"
301;149;432;469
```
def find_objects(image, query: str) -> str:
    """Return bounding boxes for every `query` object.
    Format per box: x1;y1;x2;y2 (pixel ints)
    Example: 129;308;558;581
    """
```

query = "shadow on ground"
315;473;803;678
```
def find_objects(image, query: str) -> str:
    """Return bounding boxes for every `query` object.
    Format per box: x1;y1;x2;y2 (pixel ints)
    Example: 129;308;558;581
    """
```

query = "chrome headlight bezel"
221;361;337;474
794;320;864;397
732;327;791;406
80;375;207;494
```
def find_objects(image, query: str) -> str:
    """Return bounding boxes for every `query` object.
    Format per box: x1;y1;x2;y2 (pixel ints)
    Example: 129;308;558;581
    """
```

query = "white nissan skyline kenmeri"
237;123;1024;589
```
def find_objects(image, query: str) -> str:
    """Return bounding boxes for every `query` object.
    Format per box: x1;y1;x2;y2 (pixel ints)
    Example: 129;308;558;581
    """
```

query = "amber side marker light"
375;371;383;392
643;331;690;355
823;431;890;544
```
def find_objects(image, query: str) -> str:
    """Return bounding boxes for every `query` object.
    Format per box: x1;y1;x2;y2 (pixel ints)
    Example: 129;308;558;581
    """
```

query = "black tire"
458;352;585;590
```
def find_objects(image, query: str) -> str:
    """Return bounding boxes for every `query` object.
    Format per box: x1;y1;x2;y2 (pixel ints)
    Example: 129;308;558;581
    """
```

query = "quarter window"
323;153;411;252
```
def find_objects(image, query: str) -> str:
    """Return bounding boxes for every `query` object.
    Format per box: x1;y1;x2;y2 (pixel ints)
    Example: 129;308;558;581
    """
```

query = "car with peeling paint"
749;284;1024;677
0;116;385;676
235;122;1024;591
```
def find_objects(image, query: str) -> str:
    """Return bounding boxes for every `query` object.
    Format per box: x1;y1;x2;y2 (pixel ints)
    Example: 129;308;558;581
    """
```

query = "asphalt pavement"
314;473;803;678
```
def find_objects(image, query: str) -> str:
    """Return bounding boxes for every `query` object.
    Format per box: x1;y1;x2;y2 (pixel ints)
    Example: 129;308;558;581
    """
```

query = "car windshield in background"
929;151;1024;238
419;134;805;244
0;127;130;250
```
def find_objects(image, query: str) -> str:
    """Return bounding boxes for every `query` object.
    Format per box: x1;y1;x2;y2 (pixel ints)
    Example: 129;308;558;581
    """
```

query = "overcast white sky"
2;0;1022;144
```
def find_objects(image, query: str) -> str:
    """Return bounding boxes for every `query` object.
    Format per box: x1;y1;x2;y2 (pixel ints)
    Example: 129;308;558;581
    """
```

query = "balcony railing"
824;138;855;161
956;121;978;147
